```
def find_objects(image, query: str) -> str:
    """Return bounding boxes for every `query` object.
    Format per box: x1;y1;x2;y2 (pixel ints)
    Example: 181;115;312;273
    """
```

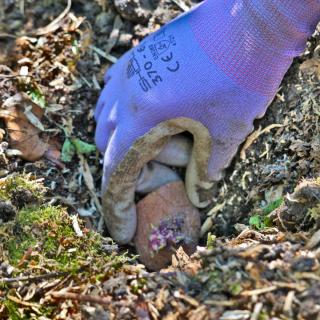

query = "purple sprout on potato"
149;213;185;252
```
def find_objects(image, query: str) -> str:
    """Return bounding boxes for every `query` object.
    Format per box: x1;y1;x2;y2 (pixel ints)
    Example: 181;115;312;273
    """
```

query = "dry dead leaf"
45;137;64;168
0;93;48;161
0;128;4;141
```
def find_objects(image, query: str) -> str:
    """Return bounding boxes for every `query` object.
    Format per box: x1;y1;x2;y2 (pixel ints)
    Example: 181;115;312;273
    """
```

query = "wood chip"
71;214;84;237
283;291;295;314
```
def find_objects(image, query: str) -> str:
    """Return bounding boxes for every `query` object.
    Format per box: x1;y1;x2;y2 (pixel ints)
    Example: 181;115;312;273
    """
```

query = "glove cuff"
189;0;320;96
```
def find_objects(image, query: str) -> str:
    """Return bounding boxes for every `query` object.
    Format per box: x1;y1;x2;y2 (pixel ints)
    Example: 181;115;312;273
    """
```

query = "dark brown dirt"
0;200;16;222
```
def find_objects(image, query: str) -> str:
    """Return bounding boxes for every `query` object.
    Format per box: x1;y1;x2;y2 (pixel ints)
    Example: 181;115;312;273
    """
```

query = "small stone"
95;12;114;32
134;181;200;271
114;0;153;23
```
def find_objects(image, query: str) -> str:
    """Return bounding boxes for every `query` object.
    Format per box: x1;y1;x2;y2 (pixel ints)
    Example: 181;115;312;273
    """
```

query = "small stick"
0;271;67;283
7;294;41;310
241;286;277;296
50;291;112;304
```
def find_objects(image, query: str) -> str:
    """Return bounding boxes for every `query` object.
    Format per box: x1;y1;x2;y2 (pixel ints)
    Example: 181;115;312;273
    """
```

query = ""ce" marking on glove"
161;53;180;73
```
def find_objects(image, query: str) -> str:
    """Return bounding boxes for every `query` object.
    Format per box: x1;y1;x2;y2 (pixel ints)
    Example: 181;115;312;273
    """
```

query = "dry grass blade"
7;294;41;313
91;45;118;63
79;154;103;215
240;124;283;160
105;15;123;54
241;286;277;296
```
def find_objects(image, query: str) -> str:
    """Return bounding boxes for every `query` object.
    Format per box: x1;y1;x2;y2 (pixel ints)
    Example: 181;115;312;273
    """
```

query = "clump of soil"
0;200;16;222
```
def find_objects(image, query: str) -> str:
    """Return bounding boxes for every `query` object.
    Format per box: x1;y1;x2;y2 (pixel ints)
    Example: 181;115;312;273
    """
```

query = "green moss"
4;300;23;320
0;174;45;202
258;313;270;320
308;204;320;221
2;204;126;272
206;232;216;250
1;174;132;318
4;298;52;320
6;236;37;265
229;283;243;296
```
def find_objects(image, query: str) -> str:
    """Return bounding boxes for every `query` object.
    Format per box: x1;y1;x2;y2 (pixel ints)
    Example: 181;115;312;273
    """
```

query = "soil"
0;0;320;319
0;201;16;222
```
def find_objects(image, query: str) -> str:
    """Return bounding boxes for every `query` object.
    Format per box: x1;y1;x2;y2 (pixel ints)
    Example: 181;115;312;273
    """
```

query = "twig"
241;286;277;296
205;300;237;307
7;294;41;311
272;281;306;292
0;74;31;79
0;33;18;39
0;271;67;283
50;291;112;304
34;0;72;35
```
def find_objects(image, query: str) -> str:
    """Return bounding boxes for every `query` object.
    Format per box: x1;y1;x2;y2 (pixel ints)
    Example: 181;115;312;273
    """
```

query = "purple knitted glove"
95;0;320;244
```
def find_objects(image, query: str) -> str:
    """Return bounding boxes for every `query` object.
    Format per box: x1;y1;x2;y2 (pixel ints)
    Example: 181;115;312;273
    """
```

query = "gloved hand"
95;0;320;244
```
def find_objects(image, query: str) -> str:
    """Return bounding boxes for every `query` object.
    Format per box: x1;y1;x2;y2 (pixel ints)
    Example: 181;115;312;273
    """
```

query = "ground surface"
0;1;320;319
